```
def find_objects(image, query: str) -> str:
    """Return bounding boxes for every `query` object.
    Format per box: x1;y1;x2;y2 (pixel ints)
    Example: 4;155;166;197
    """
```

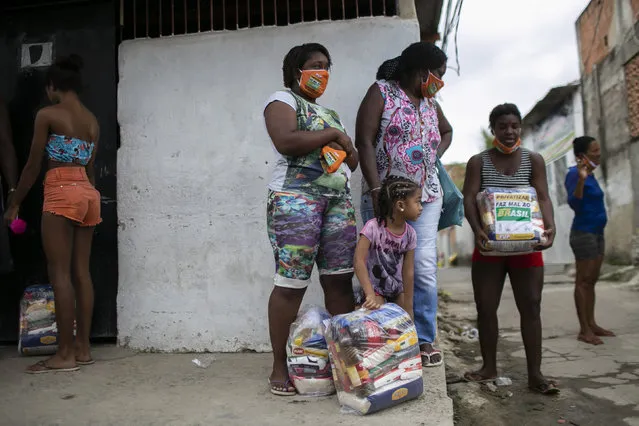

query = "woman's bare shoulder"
37;104;59;117
82;106;99;142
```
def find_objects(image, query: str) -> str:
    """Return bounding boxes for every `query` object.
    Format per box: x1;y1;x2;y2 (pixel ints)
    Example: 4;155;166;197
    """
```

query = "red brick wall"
577;0;614;75
625;54;639;138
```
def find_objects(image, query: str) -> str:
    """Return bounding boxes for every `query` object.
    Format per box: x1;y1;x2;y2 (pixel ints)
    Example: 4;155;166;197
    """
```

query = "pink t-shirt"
360;219;417;298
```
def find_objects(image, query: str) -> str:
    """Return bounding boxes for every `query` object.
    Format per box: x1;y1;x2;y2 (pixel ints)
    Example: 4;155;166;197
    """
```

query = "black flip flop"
530;381;560;395
25;360;80;375
421;348;444;367
268;378;296;396
463;371;497;383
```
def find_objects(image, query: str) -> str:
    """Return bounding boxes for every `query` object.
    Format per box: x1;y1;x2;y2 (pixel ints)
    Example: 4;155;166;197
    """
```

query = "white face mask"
583;156;598;170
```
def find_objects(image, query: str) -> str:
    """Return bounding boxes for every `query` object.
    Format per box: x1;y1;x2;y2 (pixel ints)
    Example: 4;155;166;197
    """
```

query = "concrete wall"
450;219;474;263
578;10;639;264
522;92;582;265
117;17;419;352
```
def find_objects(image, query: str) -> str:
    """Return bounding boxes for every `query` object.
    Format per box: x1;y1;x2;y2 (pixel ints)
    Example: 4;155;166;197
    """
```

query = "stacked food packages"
18;284;58;355
326;303;423;415
476;187;546;255
286;305;335;396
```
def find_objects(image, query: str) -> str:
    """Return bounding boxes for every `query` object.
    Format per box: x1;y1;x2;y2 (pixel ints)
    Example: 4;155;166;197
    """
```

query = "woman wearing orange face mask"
356;42;453;368
462;104;558;395
263;43;359;396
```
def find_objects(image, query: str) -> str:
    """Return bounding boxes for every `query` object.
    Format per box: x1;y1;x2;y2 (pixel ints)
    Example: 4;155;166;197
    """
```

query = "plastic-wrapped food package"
476;187;546;256
18;284;58;356
286;305;335;396
326;303;423;415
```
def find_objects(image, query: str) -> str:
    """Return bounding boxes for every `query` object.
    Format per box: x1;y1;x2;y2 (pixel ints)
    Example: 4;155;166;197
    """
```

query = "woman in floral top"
356;42;453;367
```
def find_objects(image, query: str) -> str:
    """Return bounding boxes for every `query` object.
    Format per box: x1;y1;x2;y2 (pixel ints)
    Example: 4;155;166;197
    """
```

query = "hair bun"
376;57;400;80
56;54;84;72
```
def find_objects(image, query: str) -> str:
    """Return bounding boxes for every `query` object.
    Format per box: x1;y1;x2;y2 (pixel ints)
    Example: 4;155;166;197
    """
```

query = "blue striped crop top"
46;134;94;166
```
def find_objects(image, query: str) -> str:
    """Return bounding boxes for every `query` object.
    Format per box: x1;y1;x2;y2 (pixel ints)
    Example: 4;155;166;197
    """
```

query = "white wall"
522;92;582;265
117;17;419;352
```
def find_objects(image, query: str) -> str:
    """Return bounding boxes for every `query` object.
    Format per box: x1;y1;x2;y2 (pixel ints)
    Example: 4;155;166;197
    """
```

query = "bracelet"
370;187;381;193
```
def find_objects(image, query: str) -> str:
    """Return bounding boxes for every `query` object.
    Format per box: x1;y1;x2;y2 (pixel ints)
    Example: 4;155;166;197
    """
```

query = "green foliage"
481;127;493;150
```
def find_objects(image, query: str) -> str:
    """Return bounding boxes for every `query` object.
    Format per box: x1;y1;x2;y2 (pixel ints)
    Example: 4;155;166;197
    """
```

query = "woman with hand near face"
565;136;614;346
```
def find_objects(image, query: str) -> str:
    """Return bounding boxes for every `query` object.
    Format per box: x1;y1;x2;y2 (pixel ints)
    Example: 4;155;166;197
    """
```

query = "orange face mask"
493;138;521;155
421;72;444;99
299;69;329;99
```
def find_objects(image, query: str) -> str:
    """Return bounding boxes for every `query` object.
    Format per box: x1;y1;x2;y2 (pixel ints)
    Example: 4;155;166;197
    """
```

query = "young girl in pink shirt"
354;176;423;319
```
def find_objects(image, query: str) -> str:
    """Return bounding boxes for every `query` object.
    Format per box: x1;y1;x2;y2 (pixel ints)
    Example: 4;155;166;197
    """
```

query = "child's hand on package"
363;294;385;310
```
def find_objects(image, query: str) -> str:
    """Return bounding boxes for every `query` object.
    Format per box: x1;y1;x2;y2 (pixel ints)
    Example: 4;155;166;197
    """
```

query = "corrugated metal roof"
523;82;580;128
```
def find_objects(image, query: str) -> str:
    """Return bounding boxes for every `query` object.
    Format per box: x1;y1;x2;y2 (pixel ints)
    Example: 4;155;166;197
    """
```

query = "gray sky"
437;0;589;164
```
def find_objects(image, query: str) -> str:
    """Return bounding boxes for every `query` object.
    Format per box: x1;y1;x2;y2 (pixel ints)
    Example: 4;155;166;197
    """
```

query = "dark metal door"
0;0;118;340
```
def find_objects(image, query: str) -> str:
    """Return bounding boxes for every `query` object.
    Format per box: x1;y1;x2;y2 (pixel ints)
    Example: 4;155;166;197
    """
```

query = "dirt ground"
437;267;639;426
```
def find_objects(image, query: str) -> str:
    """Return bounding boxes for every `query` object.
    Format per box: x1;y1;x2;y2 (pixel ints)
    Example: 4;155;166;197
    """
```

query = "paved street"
2;266;637;426
439;266;639;426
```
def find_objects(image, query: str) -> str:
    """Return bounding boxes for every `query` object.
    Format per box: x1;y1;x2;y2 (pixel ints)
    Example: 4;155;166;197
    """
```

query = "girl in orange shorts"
4;54;100;374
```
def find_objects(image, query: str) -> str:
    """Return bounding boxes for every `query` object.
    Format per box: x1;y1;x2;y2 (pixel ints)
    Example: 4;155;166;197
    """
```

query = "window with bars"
120;0;397;40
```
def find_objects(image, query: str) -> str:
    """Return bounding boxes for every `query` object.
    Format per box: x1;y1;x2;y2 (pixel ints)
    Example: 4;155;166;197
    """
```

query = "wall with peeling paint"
117;17;419;352
522;91;584;266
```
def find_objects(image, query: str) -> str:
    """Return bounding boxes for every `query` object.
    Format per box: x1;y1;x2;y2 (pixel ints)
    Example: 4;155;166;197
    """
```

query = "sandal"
25;360;80;375
76;359;95;366
463;371;497;383
421;347;444;367
530;380;560;395
268;378;296;396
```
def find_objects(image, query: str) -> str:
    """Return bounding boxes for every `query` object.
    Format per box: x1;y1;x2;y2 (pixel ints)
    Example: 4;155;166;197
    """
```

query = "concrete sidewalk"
0;346;453;426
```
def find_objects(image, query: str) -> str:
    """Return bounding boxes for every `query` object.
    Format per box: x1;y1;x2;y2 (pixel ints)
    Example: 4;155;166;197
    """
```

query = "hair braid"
376;176;421;225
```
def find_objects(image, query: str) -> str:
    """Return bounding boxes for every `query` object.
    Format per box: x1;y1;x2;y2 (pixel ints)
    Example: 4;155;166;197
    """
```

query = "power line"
441;0;464;75
442;0;454;51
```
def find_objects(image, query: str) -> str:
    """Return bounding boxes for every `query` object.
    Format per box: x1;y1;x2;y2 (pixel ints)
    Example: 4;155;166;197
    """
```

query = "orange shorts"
43;167;102;227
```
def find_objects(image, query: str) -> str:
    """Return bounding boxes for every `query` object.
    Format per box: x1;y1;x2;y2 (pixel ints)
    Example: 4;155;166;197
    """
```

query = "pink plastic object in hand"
10;218;27;235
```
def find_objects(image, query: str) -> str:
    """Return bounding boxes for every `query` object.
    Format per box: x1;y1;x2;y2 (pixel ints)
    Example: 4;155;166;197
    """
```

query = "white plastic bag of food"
286;305;335;396
326;303;423;415
476;187;546;256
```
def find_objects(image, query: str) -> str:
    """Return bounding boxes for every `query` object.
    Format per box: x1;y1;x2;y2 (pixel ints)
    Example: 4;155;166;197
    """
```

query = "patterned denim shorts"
267;191;357;288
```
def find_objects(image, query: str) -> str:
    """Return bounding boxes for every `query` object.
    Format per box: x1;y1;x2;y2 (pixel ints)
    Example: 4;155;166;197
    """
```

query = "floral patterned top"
46;133;94;165
362;80;442;203
265;90;351;198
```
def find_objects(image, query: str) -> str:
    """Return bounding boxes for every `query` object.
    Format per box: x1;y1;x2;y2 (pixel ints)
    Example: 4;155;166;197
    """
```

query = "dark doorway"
0;0;118;341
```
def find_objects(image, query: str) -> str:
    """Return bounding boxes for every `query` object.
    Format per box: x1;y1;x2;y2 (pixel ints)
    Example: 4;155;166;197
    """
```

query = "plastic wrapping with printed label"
286;305;335;396
326;303;423;415
476;186;546;256
18;284;58;356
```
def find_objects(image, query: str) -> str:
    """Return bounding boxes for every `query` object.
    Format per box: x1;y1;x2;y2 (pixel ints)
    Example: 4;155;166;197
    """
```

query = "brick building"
576;0;639;264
